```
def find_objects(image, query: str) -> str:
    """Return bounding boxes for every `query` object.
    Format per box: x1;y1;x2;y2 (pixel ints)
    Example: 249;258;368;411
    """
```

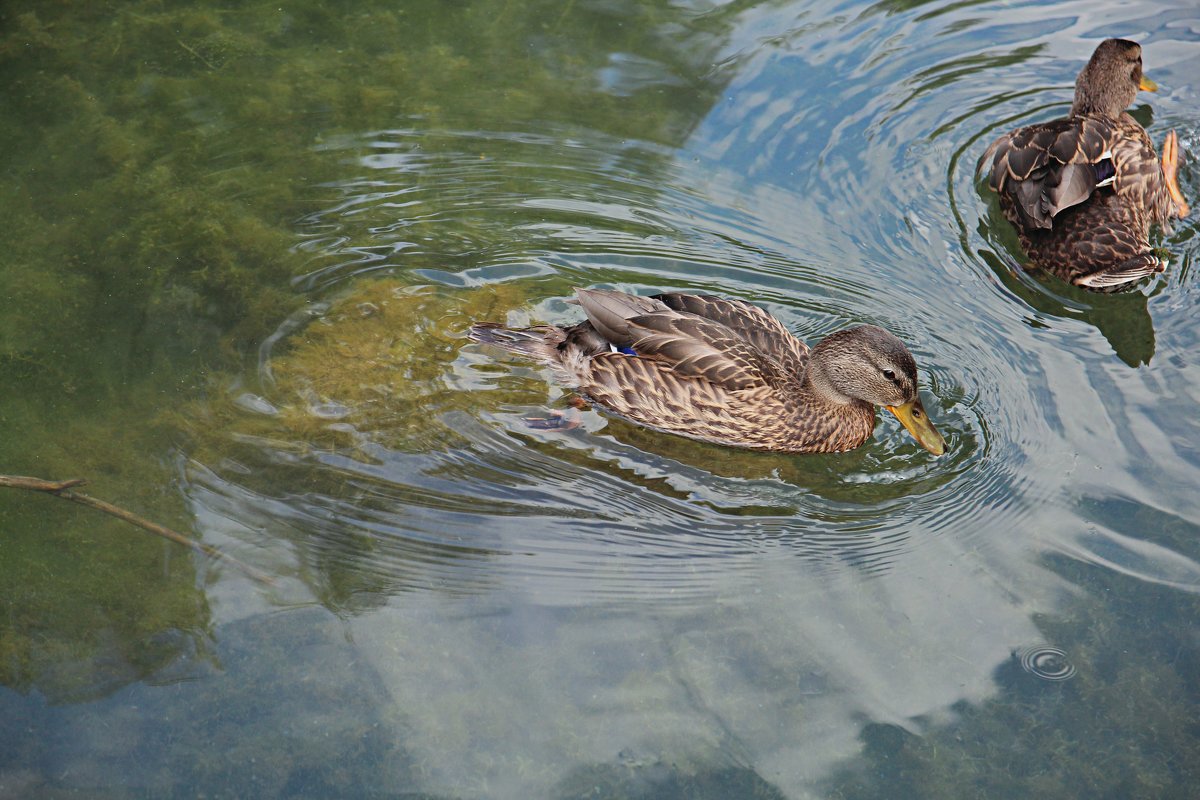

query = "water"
2;1;1199;797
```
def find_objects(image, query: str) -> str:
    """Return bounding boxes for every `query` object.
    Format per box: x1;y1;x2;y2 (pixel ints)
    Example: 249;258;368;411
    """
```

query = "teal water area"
2;1;1199;797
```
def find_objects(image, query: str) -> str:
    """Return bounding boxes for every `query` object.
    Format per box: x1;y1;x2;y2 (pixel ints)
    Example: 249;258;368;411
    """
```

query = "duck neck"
790;363;875;452
1070;95;1119;119
1070;71;1129;119
799;357;855;408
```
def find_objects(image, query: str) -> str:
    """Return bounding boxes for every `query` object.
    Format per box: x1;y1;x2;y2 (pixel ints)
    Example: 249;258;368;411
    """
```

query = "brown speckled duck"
979;38;1189;291
469;288;946;455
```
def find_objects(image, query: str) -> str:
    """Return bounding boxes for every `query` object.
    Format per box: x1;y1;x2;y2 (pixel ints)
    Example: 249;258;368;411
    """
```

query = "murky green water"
3;1;1199;797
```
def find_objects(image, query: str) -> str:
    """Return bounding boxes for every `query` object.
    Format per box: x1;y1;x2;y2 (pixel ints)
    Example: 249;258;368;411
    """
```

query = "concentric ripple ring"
1017;645;1077;681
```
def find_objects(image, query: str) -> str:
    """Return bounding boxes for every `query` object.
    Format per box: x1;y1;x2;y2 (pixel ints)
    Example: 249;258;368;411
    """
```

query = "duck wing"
569;289;671;346
651;293;811;376
574;306;802;448
628;311;791;391
980;115;1119;230
574;288;796;389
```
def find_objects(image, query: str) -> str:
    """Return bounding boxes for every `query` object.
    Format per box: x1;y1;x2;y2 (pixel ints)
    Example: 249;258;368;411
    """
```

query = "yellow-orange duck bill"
1139;74;1158;92
886;397;946;456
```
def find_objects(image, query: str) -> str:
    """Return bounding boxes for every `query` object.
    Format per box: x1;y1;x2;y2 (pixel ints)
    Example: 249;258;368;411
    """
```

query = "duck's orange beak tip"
886;400;947;457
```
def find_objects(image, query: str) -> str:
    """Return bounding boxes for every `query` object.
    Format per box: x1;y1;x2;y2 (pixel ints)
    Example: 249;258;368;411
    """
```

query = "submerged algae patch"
0;464;214;705
0;0;724;404
177;279;541;458
270;280;533;444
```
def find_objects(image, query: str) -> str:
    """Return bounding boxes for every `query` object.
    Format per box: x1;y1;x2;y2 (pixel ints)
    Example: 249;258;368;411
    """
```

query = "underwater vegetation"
822;551;1200;800
3;1;1200;797
0;0;721;700
174;280;535;457
1;0;724;408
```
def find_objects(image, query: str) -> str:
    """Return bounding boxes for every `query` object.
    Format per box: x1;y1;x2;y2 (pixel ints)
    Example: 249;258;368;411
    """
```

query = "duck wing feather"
980;115;1118;229
572;288;672;347
574;289;804;391
651;293;810;376
614;311;795;394
1018;190;1166;290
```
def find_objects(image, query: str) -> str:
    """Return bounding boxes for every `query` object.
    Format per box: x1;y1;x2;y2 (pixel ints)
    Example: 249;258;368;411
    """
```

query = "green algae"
0;491;213;704
173;278;536;457
821;525;1200;800
5;1;1195;796
0;0;726;701
0;0;724;400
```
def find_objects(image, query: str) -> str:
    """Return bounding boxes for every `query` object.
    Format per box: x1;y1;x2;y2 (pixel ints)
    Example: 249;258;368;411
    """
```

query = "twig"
1;474;274;585
177;38;218;70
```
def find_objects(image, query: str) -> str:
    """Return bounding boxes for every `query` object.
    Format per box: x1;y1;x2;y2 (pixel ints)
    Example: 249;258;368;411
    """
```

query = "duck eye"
883;369;896;381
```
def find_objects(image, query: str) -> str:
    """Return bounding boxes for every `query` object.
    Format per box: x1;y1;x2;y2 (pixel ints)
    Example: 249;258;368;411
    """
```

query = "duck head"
1071;38;1156;118
806;325;947;456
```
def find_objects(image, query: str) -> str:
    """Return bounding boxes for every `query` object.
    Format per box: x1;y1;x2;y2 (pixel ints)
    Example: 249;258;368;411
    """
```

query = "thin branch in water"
177;38;218;70
0;474;275;586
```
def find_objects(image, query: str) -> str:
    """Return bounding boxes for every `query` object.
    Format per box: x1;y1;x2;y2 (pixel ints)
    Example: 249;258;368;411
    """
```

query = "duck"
468;288;946;455
978;38;1189;291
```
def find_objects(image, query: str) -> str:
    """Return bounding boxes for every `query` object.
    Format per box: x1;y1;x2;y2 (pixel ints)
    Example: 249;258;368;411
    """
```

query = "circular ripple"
181;118;1031;605
179;0;1200;614
1017;645;1077;682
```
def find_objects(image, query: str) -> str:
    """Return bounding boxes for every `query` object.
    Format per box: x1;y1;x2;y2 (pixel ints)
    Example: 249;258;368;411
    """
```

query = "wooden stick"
0;474;275;585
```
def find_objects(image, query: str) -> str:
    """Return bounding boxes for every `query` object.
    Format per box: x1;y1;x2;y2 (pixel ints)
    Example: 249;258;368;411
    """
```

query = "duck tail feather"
468;323;564;362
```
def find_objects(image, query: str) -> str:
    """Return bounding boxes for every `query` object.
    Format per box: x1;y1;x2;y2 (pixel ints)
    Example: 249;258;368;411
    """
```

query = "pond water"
3;0;1200;798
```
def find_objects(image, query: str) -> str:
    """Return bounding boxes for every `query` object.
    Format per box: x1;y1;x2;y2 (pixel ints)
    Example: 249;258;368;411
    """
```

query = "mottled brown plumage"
978;38;1189;291
468;289;946;455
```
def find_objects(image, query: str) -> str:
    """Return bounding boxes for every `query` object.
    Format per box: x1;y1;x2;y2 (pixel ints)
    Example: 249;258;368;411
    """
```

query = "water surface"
2;0;1199;797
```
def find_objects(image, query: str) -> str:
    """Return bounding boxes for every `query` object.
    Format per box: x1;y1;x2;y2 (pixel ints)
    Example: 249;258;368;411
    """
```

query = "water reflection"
177;225;1024;607
173;12;1200;789
6;0;1200;797
976;236;1159;367
168;124;1043;795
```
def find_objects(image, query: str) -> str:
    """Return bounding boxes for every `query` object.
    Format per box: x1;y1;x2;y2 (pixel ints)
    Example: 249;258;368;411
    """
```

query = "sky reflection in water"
3;0;1200;797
